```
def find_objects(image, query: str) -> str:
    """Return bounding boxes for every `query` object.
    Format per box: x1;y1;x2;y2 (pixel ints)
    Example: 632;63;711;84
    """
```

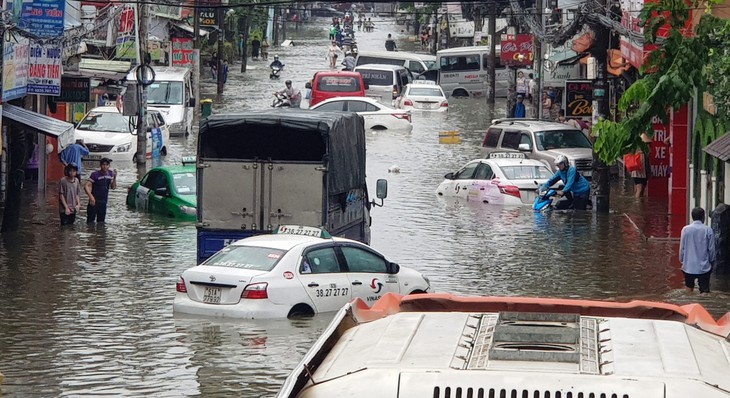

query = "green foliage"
593;0;730;165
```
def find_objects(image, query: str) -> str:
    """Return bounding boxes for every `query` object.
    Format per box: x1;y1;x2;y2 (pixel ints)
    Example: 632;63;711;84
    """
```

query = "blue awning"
2;104;75;149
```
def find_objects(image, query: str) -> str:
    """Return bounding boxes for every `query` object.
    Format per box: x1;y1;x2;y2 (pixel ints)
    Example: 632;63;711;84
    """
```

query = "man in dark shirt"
84;158;116;223
385;34;397;51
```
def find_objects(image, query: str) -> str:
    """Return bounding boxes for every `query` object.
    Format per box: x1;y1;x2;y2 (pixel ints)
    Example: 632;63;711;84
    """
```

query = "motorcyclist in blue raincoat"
541;154;591;210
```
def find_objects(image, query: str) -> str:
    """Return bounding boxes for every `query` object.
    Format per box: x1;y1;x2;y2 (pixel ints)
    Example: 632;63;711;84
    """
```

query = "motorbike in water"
533;186;558;212
270;64;285;79
272;92;291;108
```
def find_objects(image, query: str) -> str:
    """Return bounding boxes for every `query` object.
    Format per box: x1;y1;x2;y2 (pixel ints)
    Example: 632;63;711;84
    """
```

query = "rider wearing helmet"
541;154;591;210
269;55;284;69
274;80;302;108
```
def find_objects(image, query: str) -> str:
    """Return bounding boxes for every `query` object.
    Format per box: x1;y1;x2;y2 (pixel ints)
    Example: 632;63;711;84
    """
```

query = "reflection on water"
1;19;728;397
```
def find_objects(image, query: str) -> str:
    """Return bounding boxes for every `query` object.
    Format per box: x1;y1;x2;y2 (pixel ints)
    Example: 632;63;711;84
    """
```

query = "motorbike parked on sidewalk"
272;92;292;108
270;64;285;79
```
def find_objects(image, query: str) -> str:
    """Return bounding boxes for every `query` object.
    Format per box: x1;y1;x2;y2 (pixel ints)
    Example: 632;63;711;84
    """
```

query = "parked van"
126;66;195;136
307;71;366;107
437;46;528;98
353;64;412;104
355;51;437;75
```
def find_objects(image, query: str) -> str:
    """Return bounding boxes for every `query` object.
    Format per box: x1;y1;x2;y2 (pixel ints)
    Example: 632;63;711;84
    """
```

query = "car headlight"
179;205;196;216
112;142;132;153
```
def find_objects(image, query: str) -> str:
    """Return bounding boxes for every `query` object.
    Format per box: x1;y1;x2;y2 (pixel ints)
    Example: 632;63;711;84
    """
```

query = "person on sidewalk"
541;155;591;210
85;158;116;224
59;139;90;177
385;33;397;51
509;95;526;118
261;37;270;61
680;207;715;293
59;163;81;226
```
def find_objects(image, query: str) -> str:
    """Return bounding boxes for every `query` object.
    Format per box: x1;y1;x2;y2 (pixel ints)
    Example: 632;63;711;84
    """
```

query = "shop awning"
2;104;75;149
173;22;210;36
704;132;730;162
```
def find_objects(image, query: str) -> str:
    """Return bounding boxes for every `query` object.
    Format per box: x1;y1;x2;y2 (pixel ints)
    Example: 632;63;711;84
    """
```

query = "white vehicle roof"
409;80;437;85
88;106;122;114
312;96;396;110
227;233;360;251
278;294;730;398
355;50;436;62
354;64;408;72
437;45;493;56
490;118;583;133
126;66;191;81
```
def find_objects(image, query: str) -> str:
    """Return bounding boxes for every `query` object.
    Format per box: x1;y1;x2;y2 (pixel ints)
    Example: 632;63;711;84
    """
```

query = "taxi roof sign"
488;152;526;159
274;225;332;239
181;156;197;166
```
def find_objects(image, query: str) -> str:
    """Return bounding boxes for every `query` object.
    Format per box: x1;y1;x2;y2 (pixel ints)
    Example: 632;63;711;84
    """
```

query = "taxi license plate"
423;103;432;109
203;287;221;304
84;155;102;161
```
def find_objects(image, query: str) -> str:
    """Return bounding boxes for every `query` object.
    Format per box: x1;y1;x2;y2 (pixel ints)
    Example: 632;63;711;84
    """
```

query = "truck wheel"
288;304;314;318
452;89;469;98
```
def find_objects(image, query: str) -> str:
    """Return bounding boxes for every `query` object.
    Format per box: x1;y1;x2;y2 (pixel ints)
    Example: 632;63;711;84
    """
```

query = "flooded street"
1;18;729;397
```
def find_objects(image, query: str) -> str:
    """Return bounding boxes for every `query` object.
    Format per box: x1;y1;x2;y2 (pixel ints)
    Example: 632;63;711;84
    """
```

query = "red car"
307;71;367;107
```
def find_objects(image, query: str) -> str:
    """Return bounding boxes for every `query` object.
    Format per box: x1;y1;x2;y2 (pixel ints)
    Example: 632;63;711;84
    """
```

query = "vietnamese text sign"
58;77;90;102
564;80;593;118
500;34;533;66
2;32;30;102
116;5;137;60
27;42;62;96
172;38;194;67
20;0;65;37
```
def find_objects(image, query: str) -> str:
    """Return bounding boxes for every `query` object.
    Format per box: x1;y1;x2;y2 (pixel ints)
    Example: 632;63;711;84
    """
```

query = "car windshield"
409;87;443;97
534;130;592;150
172;172;196;195
424;61;437;70
146;81;184;105
76;112;131;133
499;165;554;180
203;246;287;271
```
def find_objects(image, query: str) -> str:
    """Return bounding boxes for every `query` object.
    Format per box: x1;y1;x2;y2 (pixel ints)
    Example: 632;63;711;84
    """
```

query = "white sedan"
75;106;170;163
173;225;431;319
310;97;413;131
395;82;448;112
436;153;554;205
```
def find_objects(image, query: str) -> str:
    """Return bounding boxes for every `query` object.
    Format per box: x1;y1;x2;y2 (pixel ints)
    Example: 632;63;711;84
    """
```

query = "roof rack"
491;118;544;125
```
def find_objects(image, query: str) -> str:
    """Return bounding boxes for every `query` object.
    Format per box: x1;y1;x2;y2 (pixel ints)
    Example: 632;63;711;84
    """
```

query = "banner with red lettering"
647;116;670;197
172;38;194;67
27;41;62;96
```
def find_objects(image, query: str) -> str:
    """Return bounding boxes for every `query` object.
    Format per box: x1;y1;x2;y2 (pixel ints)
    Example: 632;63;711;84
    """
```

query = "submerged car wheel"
452;89;469;98
288;303;315;318
371;125;387;130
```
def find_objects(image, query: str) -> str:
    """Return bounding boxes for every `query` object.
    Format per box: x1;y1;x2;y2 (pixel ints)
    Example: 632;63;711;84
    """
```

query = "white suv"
481;118;594;177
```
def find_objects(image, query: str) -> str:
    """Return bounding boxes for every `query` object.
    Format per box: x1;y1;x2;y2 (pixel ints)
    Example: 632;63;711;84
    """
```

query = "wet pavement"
1;17;729;397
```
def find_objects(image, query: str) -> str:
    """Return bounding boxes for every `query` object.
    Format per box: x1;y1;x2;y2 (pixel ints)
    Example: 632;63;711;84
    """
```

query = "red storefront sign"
500;34;533;66
647;116;670;197
172;38;194;67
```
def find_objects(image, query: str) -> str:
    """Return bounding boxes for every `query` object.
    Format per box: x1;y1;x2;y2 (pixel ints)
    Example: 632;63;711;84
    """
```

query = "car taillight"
403;99;413;106
441;101;449;107
241;282;269;299
392;113;411;123
392;85;398;99
176;276;187;293
498;184;521;199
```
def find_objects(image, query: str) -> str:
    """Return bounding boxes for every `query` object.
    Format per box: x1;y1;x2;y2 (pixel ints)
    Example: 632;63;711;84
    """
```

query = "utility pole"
486;13;496;104
241;5;252;73
193;0;201;118
273;6;279;46
216;4;225;94
533;0;543;118
432;9;438;54
135;2;149;168
590;0;611;213
282;7;287;43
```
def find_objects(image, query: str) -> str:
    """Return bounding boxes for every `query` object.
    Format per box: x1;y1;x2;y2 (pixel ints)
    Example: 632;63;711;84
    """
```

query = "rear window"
356;56;403;66
317;76;361;92
358;69;393;86
408;87;443;97
499;165;554;180
483;128;501;147
203;246;286;271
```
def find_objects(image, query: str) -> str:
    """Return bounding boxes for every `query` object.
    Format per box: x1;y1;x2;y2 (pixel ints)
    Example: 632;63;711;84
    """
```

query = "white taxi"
436;153;554;205
173;226;431;319
395;81;448;112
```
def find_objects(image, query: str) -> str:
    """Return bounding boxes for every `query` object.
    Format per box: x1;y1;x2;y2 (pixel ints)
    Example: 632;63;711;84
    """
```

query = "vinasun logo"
370;278;384;294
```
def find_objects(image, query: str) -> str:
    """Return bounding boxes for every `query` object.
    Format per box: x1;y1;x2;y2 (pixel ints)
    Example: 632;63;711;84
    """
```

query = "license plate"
84;155;102;160
423;103;432;109
203;287;221;304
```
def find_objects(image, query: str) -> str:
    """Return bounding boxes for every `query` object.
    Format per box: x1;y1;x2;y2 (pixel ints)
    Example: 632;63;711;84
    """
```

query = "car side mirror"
189;98;196;107
389;262;400;274
305;82;312;89
154;187;168;197
363;82;370;90
445;172;455;179
371;179;388;207
518;143;531;151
